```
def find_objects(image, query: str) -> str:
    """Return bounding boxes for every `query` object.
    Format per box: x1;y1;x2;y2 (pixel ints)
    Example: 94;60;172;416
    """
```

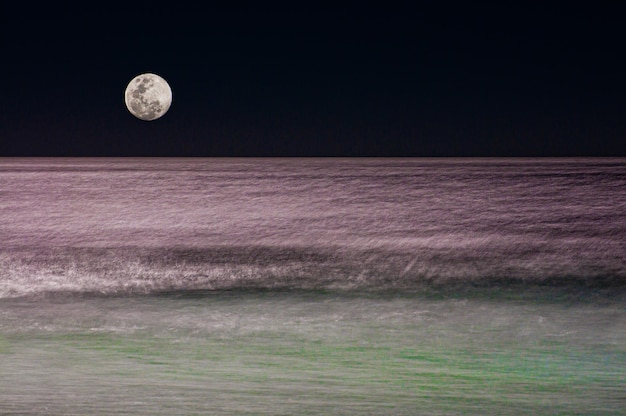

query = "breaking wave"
1;245;624;299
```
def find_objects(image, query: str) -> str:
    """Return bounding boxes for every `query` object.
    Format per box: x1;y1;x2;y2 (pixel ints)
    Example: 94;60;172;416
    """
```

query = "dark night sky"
1;3;624;156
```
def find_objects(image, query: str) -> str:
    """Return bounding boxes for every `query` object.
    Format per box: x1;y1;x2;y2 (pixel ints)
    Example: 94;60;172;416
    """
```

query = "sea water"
0;158;624;415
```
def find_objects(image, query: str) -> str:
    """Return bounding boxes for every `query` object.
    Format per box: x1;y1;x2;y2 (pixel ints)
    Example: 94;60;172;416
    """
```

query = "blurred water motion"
0;158;624;415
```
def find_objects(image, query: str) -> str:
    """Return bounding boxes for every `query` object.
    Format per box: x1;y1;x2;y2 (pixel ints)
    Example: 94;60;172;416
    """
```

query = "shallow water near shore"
1;290;624;415
0;158;624;414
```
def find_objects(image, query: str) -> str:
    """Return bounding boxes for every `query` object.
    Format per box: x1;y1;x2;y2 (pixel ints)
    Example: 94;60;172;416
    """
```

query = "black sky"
1;3;624;156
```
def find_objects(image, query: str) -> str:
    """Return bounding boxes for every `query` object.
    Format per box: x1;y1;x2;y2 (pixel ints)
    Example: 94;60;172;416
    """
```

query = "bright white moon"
124;73;172;121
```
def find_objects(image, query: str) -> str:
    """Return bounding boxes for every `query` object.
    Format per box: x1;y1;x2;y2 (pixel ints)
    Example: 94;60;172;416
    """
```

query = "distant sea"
1;158;624;415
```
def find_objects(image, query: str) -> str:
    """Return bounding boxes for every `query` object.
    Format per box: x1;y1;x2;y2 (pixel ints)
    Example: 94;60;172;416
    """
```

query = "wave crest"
1;245;624;299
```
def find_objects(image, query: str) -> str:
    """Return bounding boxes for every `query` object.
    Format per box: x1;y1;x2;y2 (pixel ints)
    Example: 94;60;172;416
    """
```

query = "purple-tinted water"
0;157;624;296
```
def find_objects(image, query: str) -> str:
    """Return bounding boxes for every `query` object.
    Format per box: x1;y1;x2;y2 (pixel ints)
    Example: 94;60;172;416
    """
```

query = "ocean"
0;157;624;415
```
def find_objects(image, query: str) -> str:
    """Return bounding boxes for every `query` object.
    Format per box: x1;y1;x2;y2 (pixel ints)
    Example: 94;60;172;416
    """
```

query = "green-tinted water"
1;291;623;415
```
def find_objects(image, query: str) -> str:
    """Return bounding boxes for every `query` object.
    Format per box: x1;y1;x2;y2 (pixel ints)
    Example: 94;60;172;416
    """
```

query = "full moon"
124;73;172;121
